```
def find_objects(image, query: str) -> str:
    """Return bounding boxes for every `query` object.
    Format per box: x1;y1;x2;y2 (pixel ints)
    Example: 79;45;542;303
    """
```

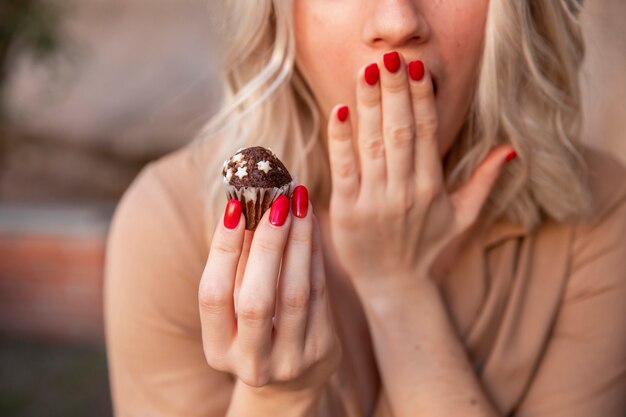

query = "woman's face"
294;0;489;157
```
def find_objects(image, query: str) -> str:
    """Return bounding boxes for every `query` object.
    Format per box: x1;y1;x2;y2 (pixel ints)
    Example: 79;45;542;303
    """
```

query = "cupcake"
222;146;296;231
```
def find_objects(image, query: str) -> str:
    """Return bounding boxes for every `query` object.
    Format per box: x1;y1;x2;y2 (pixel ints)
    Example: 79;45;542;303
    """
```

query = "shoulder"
565;145;626;298
106;143;210;282
579;145;626;225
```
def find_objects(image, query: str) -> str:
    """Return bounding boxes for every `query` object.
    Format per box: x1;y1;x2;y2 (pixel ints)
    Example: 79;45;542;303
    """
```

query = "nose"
364;0;430;49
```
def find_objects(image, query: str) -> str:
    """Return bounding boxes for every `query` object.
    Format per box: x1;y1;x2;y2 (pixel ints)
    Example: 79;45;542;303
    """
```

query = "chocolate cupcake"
222;146;296;230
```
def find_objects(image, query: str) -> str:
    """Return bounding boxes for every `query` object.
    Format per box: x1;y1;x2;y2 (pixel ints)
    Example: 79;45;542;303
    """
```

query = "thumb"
450;145;517;228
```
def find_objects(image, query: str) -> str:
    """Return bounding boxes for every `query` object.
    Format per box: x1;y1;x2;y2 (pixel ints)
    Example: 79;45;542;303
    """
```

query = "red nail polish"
337;106;349;122
269;194;290;226
383;51;401;73
408;60;425;81
224;199;242;229
364;63;380;86
292;185;309;218
505;151;518;162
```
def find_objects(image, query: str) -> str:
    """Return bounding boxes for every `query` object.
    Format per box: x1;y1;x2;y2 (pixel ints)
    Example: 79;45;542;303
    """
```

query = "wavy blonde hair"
190;0;590;232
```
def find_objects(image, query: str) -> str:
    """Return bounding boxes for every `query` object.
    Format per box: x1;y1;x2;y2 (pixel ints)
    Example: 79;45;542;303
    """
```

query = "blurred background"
0;0;624;416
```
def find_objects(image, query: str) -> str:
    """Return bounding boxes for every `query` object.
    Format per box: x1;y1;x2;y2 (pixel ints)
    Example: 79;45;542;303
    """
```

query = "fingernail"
505;150;518;163
408;60;425;81
224;198;242;229
364;63;380;86
269;194;290;226
337;106;349;122
383;51;401;73
292;185;309;218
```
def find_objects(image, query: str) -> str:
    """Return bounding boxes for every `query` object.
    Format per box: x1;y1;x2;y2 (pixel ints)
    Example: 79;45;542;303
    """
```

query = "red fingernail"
408;60;425;81
292;185;309;218
224;198;242;229
364;63;380;86
505;150;518;162
269;194;290;226
383;51;401;73
337;106;349;122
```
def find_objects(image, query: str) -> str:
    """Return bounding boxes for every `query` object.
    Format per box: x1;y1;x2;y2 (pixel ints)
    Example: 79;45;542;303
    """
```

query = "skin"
294;0;490;158
198;0;515;415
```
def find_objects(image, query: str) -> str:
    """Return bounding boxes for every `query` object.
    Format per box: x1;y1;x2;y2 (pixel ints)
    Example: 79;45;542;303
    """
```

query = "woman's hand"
198;187;342;397
326;51;516;293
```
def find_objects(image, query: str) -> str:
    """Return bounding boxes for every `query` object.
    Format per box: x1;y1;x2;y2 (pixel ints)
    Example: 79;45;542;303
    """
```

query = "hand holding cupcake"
199;146;342;396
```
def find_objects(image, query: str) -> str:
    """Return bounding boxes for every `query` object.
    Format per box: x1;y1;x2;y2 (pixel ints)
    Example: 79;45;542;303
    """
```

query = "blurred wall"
580;0;626;164
2;0;223;202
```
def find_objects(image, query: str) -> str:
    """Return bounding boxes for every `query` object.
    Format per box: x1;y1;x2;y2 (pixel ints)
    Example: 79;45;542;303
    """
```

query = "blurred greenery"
0;0;65;170
0;337;112;417
0;0;63;90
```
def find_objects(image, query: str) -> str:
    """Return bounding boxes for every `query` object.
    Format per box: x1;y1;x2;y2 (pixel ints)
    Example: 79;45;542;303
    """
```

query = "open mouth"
432;77;438;96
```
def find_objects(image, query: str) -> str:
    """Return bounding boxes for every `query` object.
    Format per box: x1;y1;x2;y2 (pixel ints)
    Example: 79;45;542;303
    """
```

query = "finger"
327;104;359;204
450;146;517;228
304;213;334;358
234;230;254;319
356;62;386;195
273;192;313;359
236;194;292;359
380;51;415;194
408;60;444;192
198;199;245;356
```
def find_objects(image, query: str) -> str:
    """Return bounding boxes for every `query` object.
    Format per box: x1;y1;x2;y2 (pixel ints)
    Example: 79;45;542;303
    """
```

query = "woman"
104;1;626;416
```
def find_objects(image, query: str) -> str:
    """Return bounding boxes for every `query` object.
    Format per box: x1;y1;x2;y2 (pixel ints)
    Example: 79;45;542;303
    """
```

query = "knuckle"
212;238;240;256
416;178;439;202
254;236;282;255
384;124;415;148
281;286;311;310
238;299;274;322
389;187;415;213
204;351;229;372
331;128;351;142
415;117;439;138
362;135;386;159
274;360;303;382
384;80;407;94
288;227;311;246
335;159;356;179
198;284;232;311
360;91;381;108
240;368;271;388
412;85;433;101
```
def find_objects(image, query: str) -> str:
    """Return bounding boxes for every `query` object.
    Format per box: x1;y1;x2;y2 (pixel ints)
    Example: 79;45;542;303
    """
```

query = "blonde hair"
190;0;590;231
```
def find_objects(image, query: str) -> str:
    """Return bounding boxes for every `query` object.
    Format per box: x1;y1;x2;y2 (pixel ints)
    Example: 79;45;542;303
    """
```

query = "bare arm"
359;278;500;417
225;380;323;417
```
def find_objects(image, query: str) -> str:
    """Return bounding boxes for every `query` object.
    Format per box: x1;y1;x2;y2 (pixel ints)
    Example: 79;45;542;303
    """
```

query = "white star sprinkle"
222;159;228;169
235;166;248;179
225;168;233;181
257;160;271;173
232;153;244;163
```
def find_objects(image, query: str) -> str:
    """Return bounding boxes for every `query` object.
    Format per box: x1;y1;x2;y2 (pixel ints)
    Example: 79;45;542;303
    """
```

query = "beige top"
104;144;626;417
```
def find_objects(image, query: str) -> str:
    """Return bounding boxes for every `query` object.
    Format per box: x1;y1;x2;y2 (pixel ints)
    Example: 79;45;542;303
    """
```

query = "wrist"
226;379;323;417
356;274;440;317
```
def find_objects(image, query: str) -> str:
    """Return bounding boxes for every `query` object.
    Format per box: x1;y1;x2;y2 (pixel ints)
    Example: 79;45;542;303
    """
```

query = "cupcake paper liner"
223;177;297;231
